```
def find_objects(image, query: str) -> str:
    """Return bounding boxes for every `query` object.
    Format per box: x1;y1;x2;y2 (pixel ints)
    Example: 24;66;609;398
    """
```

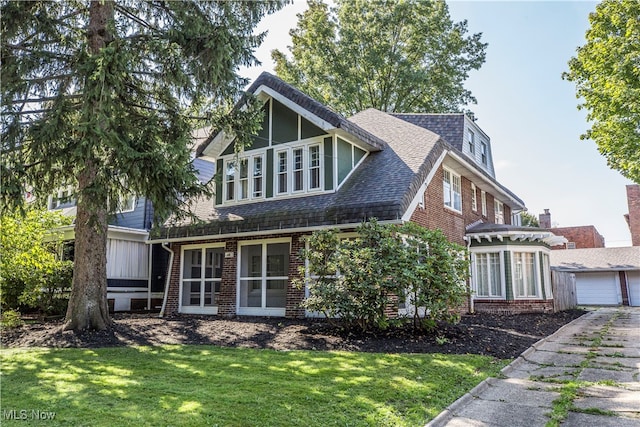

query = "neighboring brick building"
625;184;640;246
150;72;563;317
538;209;605;250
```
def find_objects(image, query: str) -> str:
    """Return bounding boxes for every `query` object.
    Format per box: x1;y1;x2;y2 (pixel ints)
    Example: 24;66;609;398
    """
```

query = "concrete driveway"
428;307;640;426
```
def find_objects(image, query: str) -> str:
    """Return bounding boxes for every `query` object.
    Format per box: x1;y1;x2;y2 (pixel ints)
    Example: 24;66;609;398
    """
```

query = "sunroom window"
181;246;224;313
514;252;538;297
475;252;502;297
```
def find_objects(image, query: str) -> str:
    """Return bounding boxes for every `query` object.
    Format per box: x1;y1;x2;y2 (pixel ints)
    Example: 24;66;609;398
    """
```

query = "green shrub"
1;309;24;329
0;208;73;314
296;220;470;332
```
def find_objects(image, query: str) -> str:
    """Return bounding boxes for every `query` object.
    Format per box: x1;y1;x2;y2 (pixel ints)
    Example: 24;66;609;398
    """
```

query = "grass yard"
0;346;508;426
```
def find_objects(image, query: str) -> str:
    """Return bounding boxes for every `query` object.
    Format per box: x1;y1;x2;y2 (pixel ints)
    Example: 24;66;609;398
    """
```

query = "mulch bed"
1;309;586;359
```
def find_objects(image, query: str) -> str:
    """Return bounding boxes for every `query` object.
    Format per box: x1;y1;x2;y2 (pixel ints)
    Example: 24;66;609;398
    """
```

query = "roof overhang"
445;151;526;211
45;225;149;243
465;230;567;246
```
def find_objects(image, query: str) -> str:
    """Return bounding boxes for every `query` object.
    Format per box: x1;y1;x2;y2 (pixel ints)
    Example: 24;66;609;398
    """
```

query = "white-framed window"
481;190;487;217
253;155;264;198
481;141;487;165
468;130;475;154
567;242;576;249
180;244;225;314
494;200;504;224
224;154;265;202
293;147;304;192
474;251;503;298
238;158;249;200
471;183;477;212
118;195;136;213
309;144;321;190
277;150;288;194
225;161;236;201
443;168;462;212
48;187;76;210
238;238;290;315
513;251;539;298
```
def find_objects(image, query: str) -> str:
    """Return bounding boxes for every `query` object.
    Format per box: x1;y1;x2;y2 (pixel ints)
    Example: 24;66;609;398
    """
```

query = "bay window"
475;252;503;297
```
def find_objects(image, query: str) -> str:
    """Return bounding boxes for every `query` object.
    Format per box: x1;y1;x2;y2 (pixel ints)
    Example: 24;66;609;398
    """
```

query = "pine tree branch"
115;4;159;32
4;95;83;105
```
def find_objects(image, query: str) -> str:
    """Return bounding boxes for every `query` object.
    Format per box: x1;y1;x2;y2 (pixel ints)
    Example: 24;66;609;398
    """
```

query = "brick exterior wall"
218;240;238;317
549;226;605;250
162;164;534;318
410;165;512;246
474;299;554;314
627;184;640;246
164;232;311;319
286;233;306;318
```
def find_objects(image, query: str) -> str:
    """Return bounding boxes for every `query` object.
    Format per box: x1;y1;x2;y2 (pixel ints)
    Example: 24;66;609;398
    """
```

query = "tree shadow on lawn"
0;345;504;427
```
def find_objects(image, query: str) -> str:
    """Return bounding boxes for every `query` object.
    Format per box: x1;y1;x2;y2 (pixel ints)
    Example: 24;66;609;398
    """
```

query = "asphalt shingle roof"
155;75;524;241
391;114;465;150
157;109;447;239
551;247;640;271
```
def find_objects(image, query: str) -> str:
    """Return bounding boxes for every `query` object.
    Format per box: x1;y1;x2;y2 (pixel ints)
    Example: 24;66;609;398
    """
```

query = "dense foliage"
297;220;469;331
564;0;640;184
1;0;284;330
520;211;540;228
272;0;486;115
0;208;73;316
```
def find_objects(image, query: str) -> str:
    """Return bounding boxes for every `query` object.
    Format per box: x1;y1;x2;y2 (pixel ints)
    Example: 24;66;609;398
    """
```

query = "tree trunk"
62;0;114;332
62;162;111;331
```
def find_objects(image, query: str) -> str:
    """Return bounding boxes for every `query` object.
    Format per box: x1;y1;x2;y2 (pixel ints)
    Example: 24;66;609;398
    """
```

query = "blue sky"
240;0;634;247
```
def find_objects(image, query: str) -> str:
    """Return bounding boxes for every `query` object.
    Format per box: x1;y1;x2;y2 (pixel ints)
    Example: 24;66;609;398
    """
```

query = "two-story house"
150;72;564;317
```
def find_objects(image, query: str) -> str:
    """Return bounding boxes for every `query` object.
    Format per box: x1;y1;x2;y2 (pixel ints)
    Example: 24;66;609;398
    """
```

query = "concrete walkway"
428;307;640;426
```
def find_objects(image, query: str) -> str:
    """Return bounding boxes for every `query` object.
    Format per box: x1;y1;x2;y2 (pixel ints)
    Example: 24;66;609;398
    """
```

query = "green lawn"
0;346;508;426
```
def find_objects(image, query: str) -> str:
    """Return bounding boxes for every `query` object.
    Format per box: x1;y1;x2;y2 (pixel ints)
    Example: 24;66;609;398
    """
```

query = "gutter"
147;219;403;245
159;242;174;318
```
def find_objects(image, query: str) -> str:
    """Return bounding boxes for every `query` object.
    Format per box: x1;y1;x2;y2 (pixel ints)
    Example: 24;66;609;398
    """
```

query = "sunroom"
465;223;566;314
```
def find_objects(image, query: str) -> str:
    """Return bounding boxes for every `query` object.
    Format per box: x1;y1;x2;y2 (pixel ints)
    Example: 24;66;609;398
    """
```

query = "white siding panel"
627;271;640;307
106;239;149;279
575;272;620;305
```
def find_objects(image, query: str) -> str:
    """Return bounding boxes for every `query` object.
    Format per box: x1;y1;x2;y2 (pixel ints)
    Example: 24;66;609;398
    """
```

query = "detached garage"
551;247;640;307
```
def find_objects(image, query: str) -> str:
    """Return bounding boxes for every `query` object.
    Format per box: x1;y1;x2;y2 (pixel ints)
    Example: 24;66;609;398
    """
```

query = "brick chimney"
626;184;640;246
539;209;551;229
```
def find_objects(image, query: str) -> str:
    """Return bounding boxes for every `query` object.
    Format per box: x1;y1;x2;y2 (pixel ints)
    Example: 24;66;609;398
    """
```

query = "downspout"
465;236;474;314
147;243;153;311
159;242;174;318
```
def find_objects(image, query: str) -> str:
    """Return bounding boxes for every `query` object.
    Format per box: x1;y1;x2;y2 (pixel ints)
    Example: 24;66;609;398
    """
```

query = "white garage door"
627;271;640;307
576;272;620;305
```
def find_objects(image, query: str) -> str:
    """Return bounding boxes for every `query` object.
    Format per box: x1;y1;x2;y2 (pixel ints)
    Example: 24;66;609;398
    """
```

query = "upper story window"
48;187;76;210
225;154;266;202
481;190;487;217
119;195;136;213
481;142;487;165
443;168;462;212
277;151;288;194
494;200;504;224
222;143;324;204
471;183;477;212
468;130;475;154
